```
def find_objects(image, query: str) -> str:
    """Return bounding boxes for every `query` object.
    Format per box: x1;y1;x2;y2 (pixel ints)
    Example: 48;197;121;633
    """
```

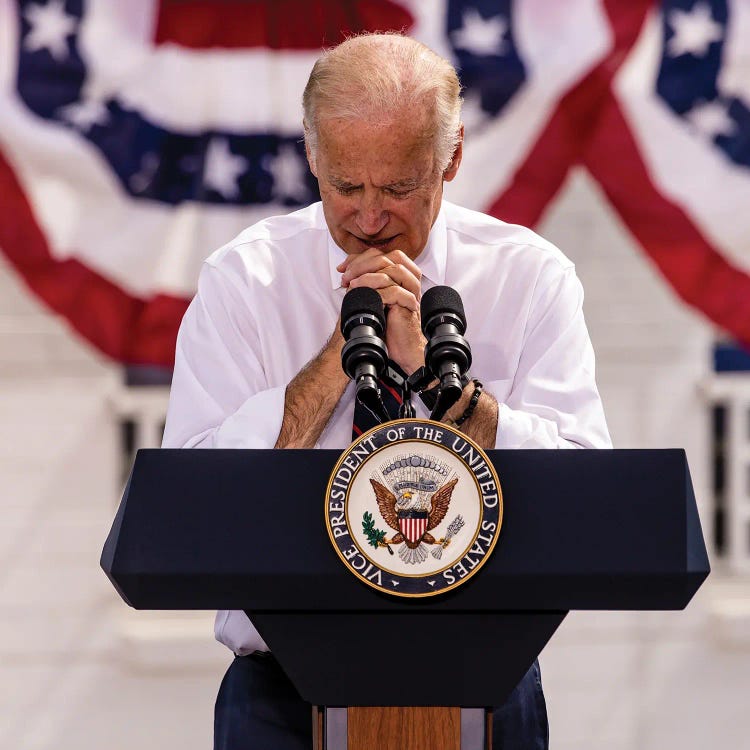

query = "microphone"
340;287;391;423
420;286;472;420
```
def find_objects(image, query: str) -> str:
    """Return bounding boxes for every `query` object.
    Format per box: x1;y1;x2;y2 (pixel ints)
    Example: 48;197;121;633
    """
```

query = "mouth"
352;234;398;249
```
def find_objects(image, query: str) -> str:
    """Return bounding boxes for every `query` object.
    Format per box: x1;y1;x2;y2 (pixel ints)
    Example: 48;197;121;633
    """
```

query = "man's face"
307;111;462;261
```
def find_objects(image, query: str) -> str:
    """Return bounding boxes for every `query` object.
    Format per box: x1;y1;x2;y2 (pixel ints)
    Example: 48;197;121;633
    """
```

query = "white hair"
302;32;463;172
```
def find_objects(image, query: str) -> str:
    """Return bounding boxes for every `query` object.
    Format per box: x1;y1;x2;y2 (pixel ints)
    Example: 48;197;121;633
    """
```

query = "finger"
376;284;420;313
336;255;353;272
341;247;424;282
341;252;397;285
349;266;421;298
343;257;422;296
337;248;379;274
382;250;422;281
347;275;418;312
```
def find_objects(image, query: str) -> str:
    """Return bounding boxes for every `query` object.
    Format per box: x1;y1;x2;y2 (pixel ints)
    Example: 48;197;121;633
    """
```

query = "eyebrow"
328;176;359;188
382;179;420;190
328;176;420;190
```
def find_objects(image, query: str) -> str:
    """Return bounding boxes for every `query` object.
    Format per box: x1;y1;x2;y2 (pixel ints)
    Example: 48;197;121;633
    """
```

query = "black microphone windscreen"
420;286;466;330
340;287;385;336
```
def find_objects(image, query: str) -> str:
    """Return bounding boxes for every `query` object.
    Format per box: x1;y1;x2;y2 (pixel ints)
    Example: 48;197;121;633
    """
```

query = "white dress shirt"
162;200;611;654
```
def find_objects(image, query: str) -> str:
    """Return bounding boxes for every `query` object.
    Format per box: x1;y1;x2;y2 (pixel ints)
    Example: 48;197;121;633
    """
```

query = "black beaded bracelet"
454;379;483;426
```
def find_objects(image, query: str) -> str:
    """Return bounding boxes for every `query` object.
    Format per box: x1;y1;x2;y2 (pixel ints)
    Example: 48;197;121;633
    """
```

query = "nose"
355;191;389;237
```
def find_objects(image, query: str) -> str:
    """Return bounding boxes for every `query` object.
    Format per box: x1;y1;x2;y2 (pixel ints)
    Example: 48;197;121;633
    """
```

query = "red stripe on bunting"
0;148;189;366
154;0;415;49
583;96;750;348
487;0;652;228
486;0;750;346
584;0;750;347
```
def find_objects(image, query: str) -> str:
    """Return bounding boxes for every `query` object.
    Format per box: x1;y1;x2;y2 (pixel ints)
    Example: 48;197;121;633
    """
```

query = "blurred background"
1;0;749;748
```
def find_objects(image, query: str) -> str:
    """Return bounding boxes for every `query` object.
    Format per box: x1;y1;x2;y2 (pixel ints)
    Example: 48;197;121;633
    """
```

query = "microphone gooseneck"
340;287;391;424
420;286;472;421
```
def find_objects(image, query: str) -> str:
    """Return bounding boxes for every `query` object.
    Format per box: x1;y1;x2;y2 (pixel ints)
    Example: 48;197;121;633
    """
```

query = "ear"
442;124;464;183
303;123;318;177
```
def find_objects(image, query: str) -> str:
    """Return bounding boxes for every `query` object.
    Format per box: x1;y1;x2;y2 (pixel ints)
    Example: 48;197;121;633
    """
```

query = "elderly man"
163;32;610;750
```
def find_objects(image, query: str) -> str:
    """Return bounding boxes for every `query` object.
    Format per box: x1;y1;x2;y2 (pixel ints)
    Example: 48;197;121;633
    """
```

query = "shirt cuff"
214;610;269;655
212;385;286;448
495;402;569;448
487;376;572;449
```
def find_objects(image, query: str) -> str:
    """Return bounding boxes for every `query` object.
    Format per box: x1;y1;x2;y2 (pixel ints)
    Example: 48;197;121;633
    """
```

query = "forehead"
316;114;436;183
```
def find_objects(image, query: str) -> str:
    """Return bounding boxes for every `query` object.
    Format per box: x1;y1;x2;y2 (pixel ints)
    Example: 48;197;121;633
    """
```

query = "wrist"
401;356;426;377
443;378;483;426
390;340;427;377
414;370;468;413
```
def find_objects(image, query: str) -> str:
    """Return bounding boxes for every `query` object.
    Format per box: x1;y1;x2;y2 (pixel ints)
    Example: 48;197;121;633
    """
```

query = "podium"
102;448;709;749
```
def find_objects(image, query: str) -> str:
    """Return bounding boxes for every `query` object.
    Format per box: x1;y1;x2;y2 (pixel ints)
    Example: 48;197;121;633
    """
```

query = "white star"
58;98;109;132
667;2;723;58
451;7;508;56
264;144;309;202
686;99;737;139
23;0;78;62
203;138;248;199
391;580;399;587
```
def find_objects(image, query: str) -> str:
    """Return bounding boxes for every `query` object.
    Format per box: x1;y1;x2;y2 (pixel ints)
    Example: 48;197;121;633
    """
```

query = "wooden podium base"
313;706;491;750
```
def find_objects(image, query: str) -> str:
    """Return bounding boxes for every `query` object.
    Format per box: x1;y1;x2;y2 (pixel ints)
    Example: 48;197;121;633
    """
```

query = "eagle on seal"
369;477;458;564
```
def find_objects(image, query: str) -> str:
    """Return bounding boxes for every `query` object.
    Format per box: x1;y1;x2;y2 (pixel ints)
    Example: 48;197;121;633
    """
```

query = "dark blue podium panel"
102;449;708;613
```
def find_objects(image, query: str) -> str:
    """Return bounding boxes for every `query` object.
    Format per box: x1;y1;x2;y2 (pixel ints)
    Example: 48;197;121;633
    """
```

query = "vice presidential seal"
325;419;502;597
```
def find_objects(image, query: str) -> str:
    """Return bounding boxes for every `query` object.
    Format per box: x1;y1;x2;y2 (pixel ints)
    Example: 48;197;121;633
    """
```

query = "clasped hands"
337;248;426;375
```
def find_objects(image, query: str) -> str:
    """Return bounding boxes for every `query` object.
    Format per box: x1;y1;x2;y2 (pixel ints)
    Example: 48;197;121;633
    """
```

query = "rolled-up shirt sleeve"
162;260;284;450
491;265;611;450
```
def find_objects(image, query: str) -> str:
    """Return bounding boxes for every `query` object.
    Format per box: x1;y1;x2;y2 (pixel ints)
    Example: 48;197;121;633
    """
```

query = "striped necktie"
351;363;405;440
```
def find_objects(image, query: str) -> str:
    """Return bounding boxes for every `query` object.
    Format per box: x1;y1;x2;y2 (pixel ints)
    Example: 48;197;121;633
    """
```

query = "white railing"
703;374;750;574
107;384;220;666
110;384;170;450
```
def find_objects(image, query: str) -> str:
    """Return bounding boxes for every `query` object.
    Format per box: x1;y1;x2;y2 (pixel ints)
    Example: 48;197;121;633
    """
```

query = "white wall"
539;167;712;515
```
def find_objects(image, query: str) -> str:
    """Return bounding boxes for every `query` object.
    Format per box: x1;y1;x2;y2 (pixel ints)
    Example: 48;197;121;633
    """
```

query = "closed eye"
385;187;414;198
335;184;359;196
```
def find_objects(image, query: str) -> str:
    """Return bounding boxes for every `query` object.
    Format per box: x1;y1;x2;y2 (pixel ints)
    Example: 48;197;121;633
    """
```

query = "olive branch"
362;511;394;555
431;514;465;559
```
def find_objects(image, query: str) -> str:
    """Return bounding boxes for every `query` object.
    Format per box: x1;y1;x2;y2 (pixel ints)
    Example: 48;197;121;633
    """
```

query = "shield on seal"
398;509;429;544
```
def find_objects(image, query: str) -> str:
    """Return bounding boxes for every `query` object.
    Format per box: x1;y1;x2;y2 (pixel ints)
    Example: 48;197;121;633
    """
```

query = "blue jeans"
215;652;548;749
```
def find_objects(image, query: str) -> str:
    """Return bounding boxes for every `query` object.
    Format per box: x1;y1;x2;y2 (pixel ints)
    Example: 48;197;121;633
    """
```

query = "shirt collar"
327;203;447;290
